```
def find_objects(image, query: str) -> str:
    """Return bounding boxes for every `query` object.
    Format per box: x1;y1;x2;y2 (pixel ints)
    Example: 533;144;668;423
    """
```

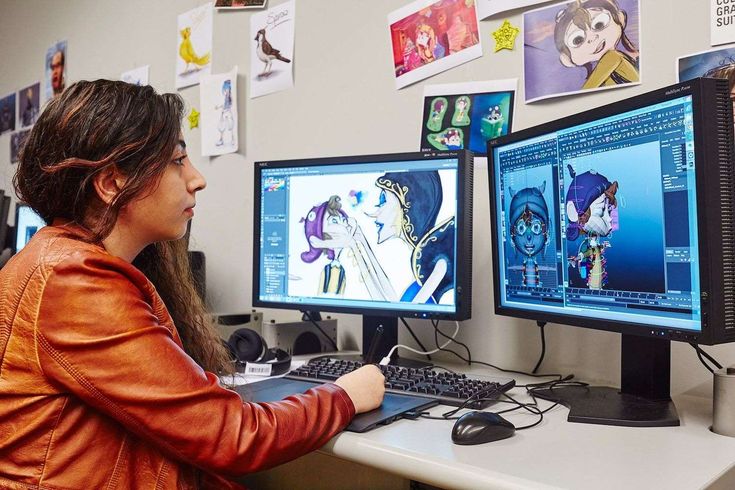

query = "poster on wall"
712;0;735;46
45;40;67;101
249;0;295;98
677;45;735;82
18;82;40;128
0;93;16;135
121;65;150;86
215;0;267;9
10;129;31;165
523;0;640;103
200;66;239;156
389;0;482;90
419;79;516;156
477;0;554;20
176;3;213;90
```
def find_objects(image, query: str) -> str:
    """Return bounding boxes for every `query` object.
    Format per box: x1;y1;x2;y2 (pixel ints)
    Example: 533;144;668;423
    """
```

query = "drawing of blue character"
508;182;550;287
370;170;454;304
565;165;619;290
215;79;234;146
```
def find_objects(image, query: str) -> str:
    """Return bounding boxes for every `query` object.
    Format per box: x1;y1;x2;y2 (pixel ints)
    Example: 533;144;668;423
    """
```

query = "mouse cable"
302;311;339;352
379;321;461;365
689;342;722;374
432;319;471;364
399;317;431;361
432;320;468;365
431;320;565;381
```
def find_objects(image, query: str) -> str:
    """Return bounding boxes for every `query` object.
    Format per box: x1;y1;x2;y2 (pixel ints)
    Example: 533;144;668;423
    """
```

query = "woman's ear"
92;165;126;204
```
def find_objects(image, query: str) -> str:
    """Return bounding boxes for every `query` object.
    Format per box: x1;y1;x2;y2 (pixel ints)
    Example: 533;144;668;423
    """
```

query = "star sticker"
188;108;200;129
492;20;520;53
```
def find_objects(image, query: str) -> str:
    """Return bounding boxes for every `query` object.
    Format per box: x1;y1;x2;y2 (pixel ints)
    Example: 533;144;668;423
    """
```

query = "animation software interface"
493;96;701;331
259;158;460;314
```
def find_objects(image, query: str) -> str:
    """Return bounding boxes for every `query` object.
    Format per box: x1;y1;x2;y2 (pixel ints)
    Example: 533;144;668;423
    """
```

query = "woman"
0;80;384;489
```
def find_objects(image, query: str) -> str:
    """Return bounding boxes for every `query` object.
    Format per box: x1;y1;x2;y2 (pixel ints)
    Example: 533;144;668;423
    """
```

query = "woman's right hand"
334;365;385;414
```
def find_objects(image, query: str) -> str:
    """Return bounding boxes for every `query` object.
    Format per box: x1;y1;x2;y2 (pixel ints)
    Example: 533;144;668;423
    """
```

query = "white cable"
379;321;461;366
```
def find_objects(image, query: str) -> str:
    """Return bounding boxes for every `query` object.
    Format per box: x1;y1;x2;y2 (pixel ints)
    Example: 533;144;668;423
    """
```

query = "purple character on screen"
565;165;619;290
508;182;550;287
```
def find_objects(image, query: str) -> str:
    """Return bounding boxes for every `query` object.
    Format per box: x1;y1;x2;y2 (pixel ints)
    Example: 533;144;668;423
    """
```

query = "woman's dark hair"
14;79;234;375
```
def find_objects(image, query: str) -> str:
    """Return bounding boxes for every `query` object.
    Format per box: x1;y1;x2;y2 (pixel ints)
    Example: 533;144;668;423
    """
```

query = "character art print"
250;0;295;98
176;3;213;90
200;66;239;156
389;0;482;90
523;0;641;103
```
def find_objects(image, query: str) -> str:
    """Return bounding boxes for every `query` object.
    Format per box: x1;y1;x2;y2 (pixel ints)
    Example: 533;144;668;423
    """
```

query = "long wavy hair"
14;79;233;375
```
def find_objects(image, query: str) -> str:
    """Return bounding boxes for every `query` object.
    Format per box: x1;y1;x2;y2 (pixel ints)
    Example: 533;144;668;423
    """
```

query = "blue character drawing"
565;165;619;290
370;170;454;304
507;182;551;287
215;79;235;147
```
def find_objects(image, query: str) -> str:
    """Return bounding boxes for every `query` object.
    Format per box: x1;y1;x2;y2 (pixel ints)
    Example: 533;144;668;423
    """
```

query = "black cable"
432;320;471;364
532;321;546;374
691;344;715;374
432;321;466;362
302;311;339;352
689;342;723;370
400;317;432;361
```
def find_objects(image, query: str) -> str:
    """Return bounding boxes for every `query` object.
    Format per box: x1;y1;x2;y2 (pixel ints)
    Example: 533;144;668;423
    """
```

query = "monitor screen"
15;204;45;252
254;151;472;319
491;95;700;332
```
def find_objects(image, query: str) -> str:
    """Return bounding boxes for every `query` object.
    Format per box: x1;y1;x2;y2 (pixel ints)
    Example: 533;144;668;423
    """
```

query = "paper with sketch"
200;66;239;156
250;0;295;98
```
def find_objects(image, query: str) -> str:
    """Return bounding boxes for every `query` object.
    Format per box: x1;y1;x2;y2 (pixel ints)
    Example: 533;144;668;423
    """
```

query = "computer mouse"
451;410;515;445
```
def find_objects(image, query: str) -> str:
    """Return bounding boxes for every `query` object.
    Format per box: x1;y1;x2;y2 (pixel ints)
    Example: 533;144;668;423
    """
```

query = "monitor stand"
532;334;679;427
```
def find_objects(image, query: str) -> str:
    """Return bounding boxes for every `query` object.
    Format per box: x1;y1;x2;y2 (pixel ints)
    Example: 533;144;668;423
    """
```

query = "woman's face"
119;139;206;245
372;189;402;243
564;8;622;66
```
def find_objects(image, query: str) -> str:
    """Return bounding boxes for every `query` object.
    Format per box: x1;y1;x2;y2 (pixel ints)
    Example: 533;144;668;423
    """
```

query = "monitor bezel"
487;78;725;345
253;150;473;321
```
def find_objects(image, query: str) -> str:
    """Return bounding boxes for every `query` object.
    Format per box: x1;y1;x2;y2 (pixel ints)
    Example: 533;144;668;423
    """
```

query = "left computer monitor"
14;204;45;253
253;150;473;360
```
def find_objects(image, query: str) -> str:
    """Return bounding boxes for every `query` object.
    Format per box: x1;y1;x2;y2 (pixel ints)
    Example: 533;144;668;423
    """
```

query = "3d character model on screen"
565;165;619;290
300;195;397;301
370;170;455;304
508;182;551;287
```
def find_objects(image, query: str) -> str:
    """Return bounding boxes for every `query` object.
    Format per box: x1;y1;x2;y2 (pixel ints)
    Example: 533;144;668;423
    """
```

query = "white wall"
0;0;726;397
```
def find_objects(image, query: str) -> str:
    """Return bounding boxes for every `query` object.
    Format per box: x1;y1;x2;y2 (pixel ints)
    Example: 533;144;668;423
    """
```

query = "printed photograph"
215;0;267;8
18;82;40;128
45;41;67;101
677;45;735;82
0;93;16;135
11;129;31;164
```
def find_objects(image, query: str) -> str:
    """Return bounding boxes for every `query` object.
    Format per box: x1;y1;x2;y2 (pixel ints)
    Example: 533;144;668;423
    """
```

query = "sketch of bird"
254;28;291;76
179;27;211;73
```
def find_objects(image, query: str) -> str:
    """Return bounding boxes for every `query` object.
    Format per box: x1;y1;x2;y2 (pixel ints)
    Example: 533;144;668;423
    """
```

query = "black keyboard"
286;357;515;409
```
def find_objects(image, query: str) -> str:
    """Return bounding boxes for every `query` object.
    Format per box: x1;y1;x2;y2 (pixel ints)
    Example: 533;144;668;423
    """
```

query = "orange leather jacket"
0;223;355;489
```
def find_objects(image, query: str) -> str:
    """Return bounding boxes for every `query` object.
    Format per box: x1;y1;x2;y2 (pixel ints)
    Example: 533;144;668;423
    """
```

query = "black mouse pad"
234;377;437;433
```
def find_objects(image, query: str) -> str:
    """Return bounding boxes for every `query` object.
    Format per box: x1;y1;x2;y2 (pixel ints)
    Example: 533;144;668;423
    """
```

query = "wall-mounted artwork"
200;66;239;156
18;82;40;128
249;0;295;98
523;0;640;103
419;79;516;156
712;0;735;46
215;0;267;9
176;3;213;90
677;45;735;82
389;0;482;89
11;129;31;164
0;93;16;135
121;65;150;86
45;41;67;101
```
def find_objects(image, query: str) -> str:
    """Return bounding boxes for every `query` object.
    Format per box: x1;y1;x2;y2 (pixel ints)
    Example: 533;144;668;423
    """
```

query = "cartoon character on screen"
565;165;619;290
215;79;235;147
370;171;455;304
507;182;551;287
554;0;639;90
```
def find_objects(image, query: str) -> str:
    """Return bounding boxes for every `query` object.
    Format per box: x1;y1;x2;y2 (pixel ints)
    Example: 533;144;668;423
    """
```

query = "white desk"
238;362;735;489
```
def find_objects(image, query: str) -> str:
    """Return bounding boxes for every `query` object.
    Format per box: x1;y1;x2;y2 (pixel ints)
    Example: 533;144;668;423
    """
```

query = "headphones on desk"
226;328;291;376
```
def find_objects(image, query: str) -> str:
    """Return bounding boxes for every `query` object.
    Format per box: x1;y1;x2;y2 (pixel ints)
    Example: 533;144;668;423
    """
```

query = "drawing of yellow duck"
179;27;210;73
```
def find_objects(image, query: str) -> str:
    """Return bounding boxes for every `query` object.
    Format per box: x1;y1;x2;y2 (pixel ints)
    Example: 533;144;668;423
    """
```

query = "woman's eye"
172;155;186;166
591;12;611;31
567;29;585;48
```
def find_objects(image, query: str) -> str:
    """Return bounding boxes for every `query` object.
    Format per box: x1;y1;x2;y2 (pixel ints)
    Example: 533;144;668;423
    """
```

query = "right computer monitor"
14;204;45;253
488;78;735;426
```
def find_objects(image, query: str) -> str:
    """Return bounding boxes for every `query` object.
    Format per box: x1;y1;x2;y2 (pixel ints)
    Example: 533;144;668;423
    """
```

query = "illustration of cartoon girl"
215;79;234;147
369;171;455;304
554;0;639;90
403;38;422;72
415;23;437;64
507;183;551;287
300;195;397;300
451;96;471;126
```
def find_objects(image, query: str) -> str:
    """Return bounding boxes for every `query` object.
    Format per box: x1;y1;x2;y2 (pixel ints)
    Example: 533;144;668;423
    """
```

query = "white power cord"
379;321;461;366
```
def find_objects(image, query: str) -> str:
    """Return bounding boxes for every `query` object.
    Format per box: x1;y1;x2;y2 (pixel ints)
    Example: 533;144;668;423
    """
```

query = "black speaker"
227;328;291;376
